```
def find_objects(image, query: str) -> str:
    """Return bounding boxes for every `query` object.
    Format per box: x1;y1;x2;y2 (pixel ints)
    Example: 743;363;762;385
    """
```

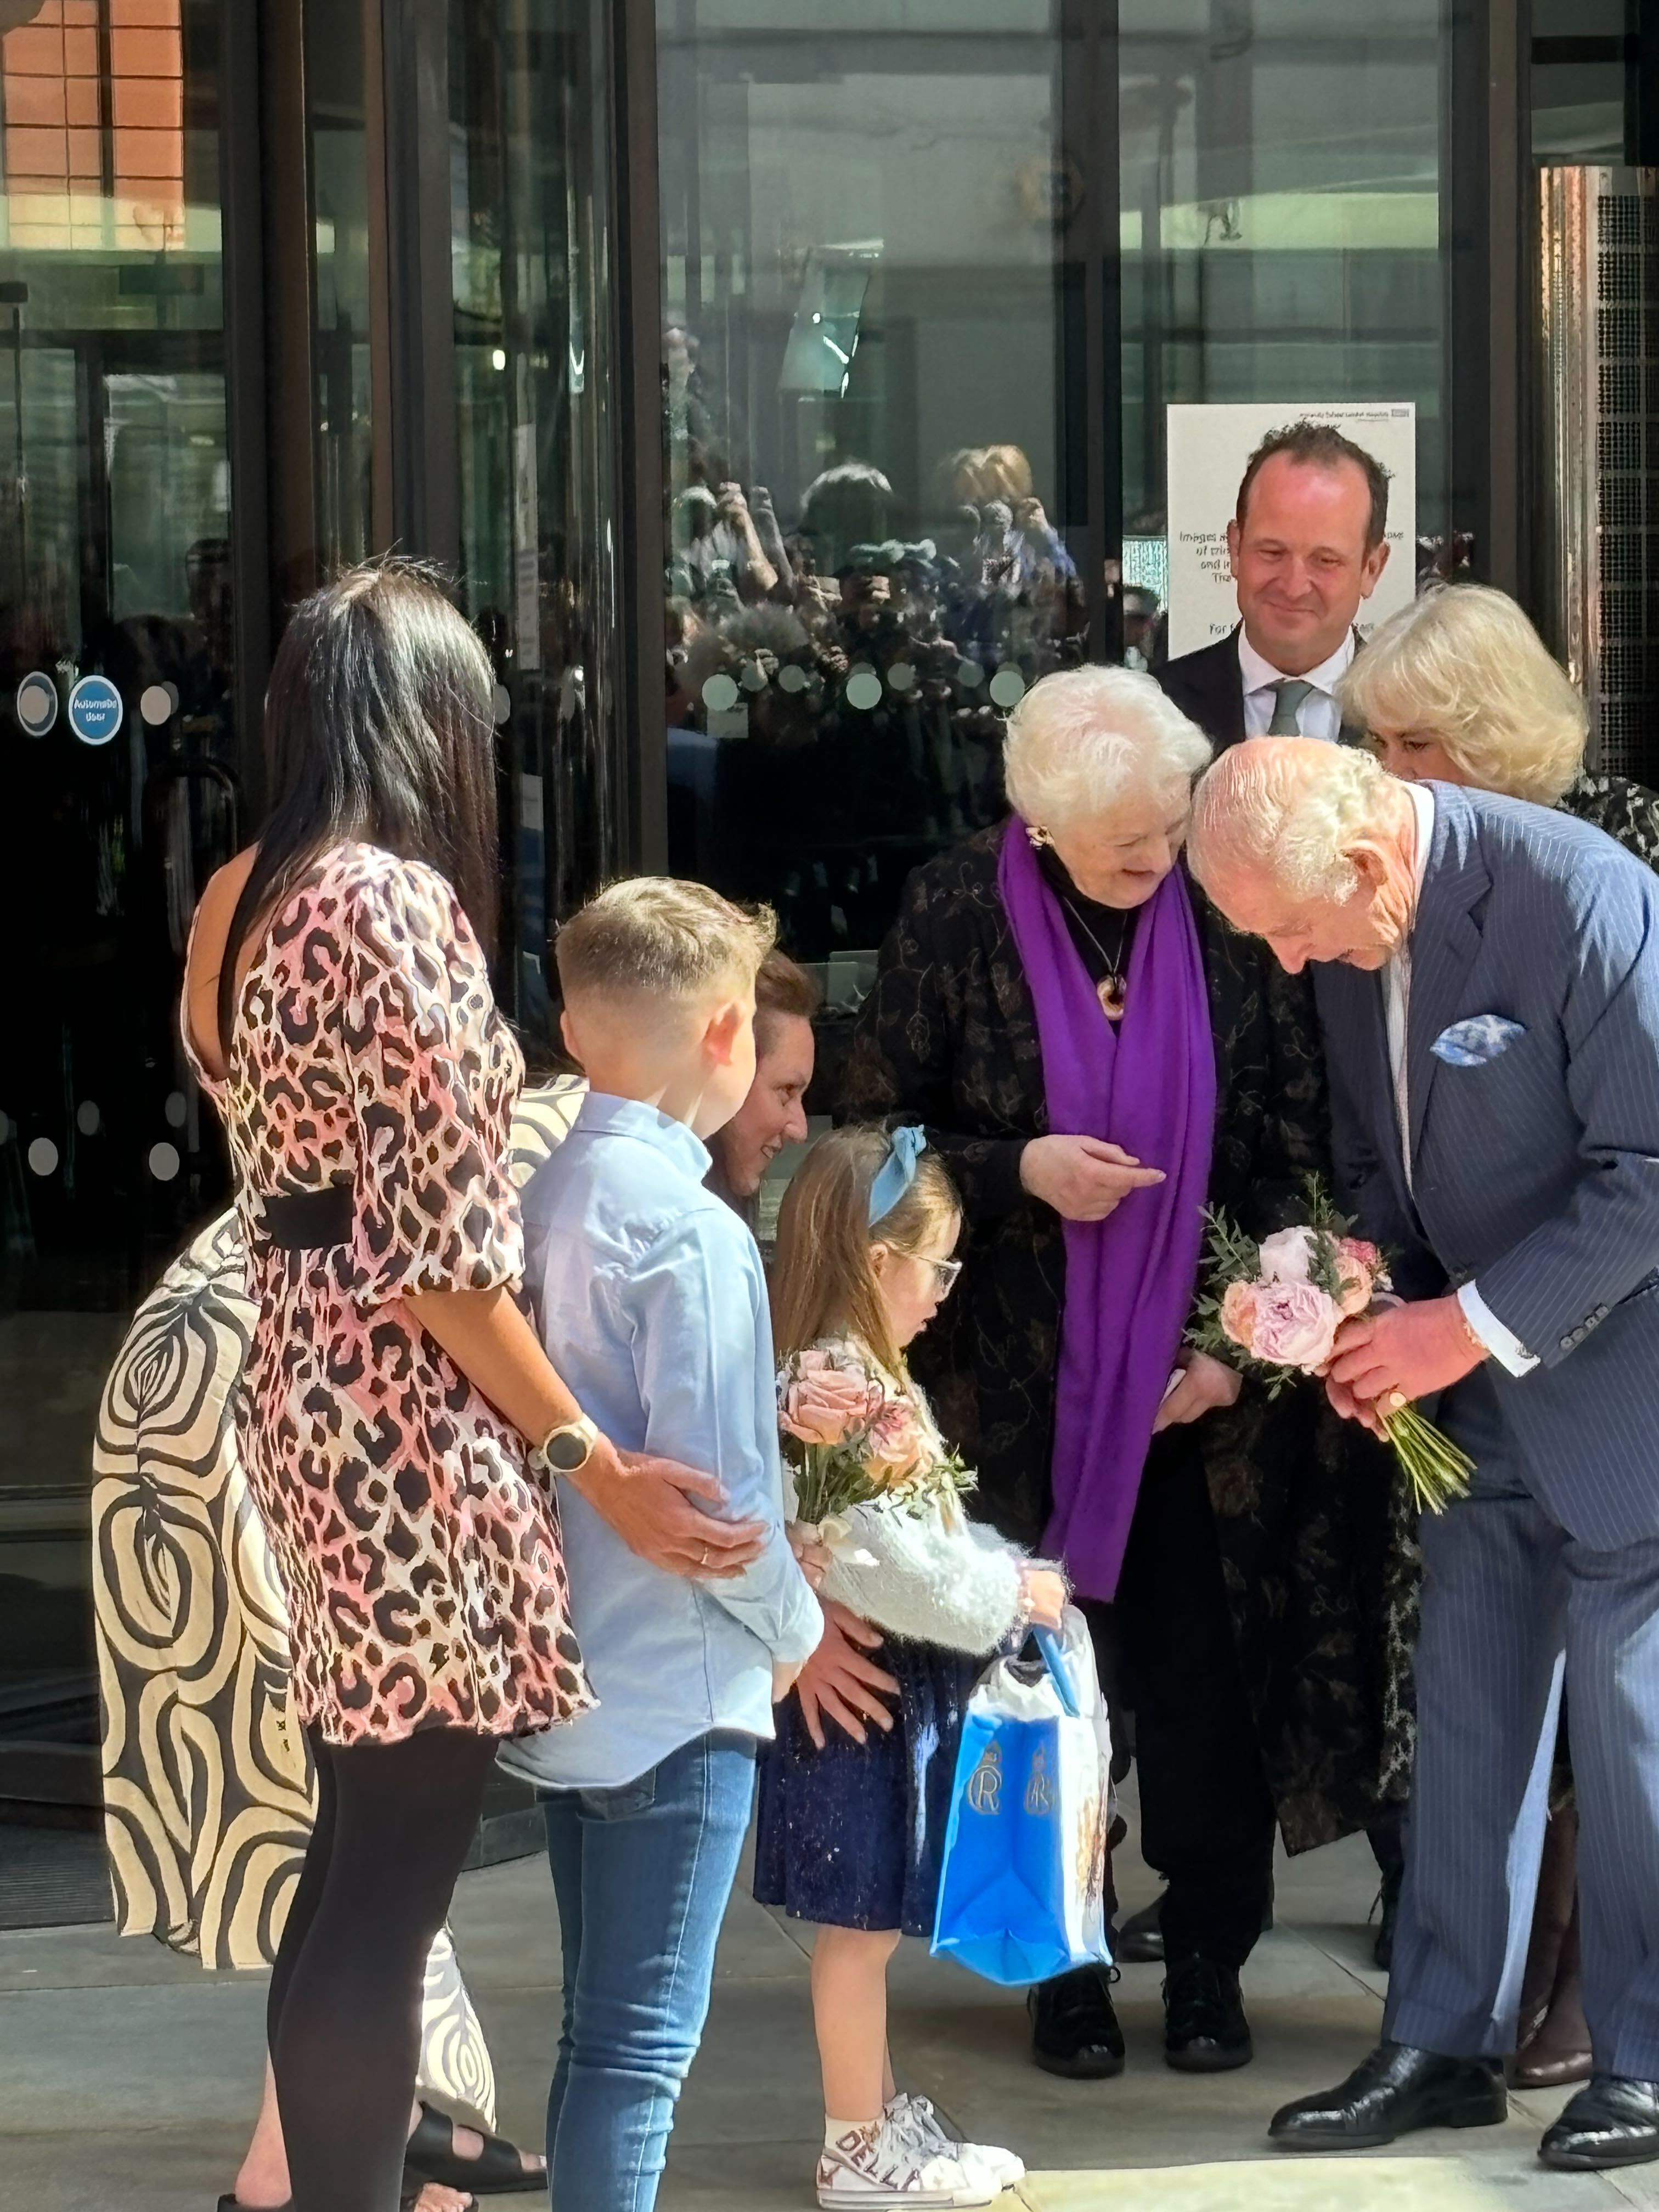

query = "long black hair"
217;559;499;1058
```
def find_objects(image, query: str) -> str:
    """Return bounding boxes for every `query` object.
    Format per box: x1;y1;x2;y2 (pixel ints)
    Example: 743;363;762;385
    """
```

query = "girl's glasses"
891;1249;962;1296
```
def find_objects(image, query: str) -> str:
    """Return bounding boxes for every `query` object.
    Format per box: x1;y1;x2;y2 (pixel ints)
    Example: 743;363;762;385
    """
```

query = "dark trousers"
269;1725;499;2212
1086;1429;1277;1971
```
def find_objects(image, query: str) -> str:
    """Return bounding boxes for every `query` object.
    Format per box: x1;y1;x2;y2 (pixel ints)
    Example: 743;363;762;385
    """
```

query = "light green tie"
1266;678;1314;735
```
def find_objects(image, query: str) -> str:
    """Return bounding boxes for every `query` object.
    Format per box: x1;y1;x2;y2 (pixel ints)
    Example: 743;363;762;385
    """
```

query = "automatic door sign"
15;671;57;737
67;674;123;746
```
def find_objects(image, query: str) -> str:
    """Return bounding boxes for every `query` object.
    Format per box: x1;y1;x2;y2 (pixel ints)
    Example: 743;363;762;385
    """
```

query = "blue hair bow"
868;1126;927;1226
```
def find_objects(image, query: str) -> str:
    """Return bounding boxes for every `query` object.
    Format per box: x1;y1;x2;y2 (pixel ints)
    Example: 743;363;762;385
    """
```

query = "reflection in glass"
1120;0;1447;656
0;0;238;1709
449;0;620;1047
307;0;374;571
657;0;1080;968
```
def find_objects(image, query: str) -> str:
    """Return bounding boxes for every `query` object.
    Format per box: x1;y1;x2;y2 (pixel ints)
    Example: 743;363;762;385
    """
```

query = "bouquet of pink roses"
1191;1177;1473;1514
776;1342;974;1525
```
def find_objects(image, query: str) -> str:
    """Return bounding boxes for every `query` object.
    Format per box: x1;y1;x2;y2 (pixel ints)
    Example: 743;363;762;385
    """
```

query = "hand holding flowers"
1324;1296;1488;1429
1192;1177;1474;1513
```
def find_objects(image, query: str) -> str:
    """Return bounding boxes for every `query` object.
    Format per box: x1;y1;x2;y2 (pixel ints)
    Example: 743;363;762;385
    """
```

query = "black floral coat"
842;825;1408;1853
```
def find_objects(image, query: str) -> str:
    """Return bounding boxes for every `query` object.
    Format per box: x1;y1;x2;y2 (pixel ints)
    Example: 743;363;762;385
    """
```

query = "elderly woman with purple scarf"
842;665;1402;2082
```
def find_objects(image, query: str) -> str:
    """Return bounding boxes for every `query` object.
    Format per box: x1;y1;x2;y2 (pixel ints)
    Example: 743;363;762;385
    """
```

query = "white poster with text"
1164;402;1417;660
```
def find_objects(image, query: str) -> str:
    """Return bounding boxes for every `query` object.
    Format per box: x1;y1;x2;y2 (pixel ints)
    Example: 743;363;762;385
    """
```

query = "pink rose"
1219;1279;1261;1354
1334;1237;1386;1318
1249;1282;1341;1372
780;1364;881;1447
865;1398;924;1481
1257;1227;1318;1284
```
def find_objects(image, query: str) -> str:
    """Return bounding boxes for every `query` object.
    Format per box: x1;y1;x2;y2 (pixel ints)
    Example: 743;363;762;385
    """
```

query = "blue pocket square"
1431;1015;1527;1067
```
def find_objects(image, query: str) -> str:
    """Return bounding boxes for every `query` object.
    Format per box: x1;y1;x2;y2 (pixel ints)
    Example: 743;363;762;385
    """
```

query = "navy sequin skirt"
753;1637;980;1937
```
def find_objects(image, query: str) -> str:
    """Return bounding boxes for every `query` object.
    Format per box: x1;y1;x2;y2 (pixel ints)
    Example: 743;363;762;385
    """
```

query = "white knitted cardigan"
784;1338;1031;1655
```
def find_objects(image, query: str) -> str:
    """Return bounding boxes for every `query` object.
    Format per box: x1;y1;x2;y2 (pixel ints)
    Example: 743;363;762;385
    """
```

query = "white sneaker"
816;2113;998;2208
888;2093;1025;2193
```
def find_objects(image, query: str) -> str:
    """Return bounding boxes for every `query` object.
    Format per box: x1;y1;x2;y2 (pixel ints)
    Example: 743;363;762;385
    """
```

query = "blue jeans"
543;1731;757;2212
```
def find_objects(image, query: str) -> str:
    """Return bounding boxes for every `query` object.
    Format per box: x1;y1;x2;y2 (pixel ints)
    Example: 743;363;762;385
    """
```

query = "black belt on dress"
261;1179;353;1250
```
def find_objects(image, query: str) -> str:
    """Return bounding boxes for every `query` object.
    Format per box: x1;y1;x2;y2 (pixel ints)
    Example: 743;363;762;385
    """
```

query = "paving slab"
0;1785;1646;2212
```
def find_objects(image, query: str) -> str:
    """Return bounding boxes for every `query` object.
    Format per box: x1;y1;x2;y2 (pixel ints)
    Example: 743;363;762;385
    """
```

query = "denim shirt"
501;1092;822;1791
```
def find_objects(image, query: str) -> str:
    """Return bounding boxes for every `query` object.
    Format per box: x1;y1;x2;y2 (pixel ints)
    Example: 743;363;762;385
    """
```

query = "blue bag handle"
1032;1624;1080;1718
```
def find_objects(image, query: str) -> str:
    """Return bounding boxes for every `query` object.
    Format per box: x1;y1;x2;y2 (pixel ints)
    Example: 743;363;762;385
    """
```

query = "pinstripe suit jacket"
1315;782;1659;1549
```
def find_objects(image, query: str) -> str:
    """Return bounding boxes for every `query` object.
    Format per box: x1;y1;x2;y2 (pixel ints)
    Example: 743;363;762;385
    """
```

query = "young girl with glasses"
755;1124;1067;2209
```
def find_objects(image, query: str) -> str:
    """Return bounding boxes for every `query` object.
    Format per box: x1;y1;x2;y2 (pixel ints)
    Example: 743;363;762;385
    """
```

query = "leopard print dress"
182;841;592;1747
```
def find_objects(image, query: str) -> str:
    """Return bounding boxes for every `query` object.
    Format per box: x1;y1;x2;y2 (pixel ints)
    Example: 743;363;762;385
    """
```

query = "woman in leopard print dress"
181;563;757;2212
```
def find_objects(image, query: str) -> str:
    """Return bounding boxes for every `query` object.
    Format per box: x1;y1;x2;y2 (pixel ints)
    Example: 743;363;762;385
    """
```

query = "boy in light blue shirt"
507;877;821;2212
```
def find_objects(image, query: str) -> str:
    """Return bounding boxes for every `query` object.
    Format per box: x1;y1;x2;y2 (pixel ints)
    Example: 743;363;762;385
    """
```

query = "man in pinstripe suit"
1189;737;1659;2173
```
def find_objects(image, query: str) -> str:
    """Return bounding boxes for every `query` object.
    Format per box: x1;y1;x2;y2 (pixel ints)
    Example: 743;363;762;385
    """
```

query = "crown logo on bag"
1025;1743;1055;1817
965;1741;1003;1815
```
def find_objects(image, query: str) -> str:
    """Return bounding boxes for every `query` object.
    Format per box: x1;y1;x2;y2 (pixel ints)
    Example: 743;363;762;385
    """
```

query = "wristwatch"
538;1413;600;1476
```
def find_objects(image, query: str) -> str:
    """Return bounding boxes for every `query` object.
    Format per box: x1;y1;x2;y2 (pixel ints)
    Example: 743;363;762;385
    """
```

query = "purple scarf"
997;820;1216;1599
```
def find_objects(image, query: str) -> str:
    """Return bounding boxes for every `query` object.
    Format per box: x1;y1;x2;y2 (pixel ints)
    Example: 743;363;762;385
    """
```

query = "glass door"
0;0;241;1731
448;0;624;1054
652;0;1081;991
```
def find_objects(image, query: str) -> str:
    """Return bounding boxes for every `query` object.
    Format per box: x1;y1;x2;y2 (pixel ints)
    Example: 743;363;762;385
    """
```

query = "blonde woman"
1342;582;1658;2098
1341;583;1659;867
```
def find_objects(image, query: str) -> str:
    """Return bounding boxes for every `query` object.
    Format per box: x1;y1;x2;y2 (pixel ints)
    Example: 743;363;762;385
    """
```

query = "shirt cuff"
1458;1282;1540;1377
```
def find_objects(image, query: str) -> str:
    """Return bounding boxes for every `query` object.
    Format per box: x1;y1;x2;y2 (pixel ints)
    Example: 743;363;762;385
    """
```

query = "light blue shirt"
501;1092;822;1791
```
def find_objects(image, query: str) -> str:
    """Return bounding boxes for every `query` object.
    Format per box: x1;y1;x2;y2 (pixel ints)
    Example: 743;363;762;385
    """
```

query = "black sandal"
404;2104;545;2196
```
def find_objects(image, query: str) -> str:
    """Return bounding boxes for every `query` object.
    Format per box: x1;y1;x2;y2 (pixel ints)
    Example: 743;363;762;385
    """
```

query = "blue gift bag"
930;1609;1114;1987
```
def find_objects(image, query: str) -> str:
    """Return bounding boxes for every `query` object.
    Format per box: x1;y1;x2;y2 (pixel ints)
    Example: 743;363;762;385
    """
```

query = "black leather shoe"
1163;1955;1252;2072
1539;2075;1659;2170
1028;1964;1126;2079
1373;1864;1404;1972
1269;2042;1505;2150
1116;1895;1165;1964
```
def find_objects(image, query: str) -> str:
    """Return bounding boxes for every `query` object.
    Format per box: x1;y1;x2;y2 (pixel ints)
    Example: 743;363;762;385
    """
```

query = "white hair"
1002;665;1212;832
1188;740;1402;903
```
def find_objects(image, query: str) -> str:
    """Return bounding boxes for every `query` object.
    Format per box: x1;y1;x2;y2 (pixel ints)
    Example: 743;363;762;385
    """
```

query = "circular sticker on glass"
139;684;174;727
887;662;916;693
956;658;986;691
844;667;883;712
67;674;124;746
701;673;739;714
15;672;57;738
777;664;808;695
989;666;1027;709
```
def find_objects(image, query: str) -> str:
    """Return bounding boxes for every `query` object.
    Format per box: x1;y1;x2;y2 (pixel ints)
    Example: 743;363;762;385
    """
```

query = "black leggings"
269;1725;500;2212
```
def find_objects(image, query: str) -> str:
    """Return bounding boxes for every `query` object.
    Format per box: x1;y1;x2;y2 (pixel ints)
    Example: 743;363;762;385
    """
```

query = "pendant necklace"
1062;895;1132;1021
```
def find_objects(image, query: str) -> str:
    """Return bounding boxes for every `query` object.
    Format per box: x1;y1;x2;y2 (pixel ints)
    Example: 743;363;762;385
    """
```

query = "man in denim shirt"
504;877;822;2212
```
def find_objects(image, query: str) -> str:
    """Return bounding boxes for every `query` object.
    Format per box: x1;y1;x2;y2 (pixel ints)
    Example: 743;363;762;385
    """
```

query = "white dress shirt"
1238;628;1356;743
1383;781;1537;1377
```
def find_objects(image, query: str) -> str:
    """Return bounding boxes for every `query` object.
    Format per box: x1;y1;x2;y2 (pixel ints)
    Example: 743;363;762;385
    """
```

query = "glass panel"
1121;0;1447;627
307;0;374;571
0;0;239;1722
449;0;620;1051
657;0;1077;984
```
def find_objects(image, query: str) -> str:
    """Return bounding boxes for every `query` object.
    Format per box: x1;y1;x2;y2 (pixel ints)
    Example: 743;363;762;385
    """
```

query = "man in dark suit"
1190;738;1659;2174
1159;419;1391;754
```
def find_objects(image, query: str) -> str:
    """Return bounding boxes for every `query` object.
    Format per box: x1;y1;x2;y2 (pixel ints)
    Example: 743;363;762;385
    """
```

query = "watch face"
544;1427;589;1474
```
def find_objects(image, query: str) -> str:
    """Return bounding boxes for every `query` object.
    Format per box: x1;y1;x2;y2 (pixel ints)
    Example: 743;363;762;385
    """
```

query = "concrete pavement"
1;1796;1654;2211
